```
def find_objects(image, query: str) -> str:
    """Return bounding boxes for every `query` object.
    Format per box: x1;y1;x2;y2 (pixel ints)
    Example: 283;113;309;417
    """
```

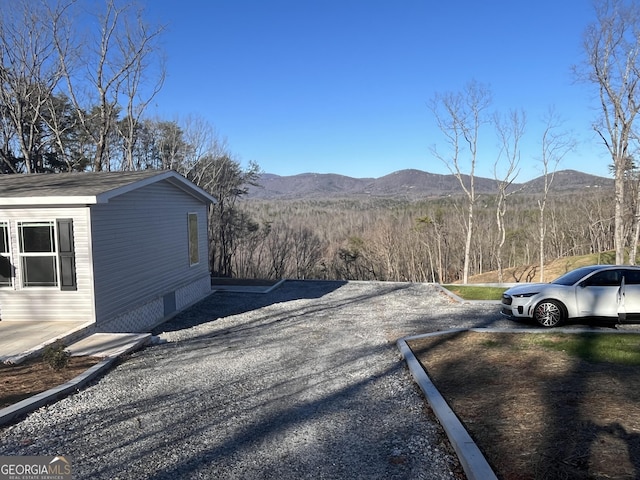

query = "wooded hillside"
230;169;617;284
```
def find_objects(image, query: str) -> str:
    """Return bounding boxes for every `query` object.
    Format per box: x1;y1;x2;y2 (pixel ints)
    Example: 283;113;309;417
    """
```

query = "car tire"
534;300;565;327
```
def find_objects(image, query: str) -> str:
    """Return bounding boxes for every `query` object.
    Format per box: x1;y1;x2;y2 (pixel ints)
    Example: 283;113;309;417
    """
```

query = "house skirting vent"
163;291;177;317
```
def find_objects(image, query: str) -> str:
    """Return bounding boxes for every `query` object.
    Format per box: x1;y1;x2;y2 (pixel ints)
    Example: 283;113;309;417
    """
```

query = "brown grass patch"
408;331;640;480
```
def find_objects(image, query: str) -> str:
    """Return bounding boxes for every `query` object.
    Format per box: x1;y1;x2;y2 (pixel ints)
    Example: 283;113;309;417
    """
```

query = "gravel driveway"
1;280;511;479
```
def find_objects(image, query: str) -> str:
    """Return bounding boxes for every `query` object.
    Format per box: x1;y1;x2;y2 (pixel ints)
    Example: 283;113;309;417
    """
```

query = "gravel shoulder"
0;280;508;479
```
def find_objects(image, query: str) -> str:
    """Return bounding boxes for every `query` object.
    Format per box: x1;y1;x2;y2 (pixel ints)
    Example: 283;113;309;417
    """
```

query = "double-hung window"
19;221;57;287
18;219;76;289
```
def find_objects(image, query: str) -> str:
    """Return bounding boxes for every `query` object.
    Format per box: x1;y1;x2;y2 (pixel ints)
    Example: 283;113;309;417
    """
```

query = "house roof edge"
0;170;216;206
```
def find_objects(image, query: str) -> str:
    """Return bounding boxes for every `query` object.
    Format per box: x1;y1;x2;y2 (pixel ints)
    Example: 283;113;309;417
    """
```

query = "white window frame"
18;220;59;288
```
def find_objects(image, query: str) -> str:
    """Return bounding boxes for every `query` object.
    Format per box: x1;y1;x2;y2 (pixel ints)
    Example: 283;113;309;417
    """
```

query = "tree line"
1;0;640;283
226;187;616;284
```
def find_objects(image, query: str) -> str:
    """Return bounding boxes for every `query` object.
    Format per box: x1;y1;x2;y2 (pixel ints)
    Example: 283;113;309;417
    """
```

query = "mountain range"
246;169;613;200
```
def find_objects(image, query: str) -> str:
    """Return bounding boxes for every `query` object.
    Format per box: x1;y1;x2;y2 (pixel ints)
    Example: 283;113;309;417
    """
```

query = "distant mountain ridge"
246;169;613;200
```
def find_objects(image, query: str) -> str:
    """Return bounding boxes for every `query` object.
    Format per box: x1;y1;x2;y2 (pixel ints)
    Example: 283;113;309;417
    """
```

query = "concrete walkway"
67;332;152;358
0;320;92;363
0;320;153;364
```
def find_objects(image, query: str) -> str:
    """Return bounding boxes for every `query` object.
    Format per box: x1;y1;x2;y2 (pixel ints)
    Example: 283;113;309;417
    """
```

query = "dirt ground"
0;356;100;410
408;331;640;480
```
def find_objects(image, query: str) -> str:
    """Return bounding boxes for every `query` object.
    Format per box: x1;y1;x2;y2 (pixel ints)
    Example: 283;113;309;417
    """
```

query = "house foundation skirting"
98;276;212;333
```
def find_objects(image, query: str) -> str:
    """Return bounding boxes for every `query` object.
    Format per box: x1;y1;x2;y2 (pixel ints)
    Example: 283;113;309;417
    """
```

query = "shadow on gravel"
153;280;347;335
153;280;508;346
117;342;431;479
3;280;508;478
142;360;408;480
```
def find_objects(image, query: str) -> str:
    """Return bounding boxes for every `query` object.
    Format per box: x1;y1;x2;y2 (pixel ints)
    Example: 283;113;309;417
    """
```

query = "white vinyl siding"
0;207;94;322
90;181;210;323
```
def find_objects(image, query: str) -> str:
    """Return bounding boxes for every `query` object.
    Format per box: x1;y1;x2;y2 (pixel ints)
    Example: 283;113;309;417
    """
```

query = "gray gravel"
0;281;540;478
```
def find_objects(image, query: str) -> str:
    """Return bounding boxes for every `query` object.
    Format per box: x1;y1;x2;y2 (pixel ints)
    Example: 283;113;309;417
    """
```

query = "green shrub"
42;340;70;370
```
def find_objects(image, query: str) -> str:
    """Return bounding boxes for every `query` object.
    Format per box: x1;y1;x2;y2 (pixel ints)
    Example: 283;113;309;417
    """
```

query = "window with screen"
18;220;76;289
19;221;58;287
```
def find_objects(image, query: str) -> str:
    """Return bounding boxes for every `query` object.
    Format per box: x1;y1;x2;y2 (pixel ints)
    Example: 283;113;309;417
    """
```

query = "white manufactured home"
0;170;215;333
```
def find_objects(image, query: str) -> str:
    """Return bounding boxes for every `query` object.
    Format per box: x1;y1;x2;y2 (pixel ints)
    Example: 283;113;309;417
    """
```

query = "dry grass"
0;356;101;410
408;331;640;480
466;252;618;284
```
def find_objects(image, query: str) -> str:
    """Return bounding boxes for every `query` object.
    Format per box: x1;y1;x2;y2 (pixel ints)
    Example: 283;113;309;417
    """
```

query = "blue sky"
146;0;606;181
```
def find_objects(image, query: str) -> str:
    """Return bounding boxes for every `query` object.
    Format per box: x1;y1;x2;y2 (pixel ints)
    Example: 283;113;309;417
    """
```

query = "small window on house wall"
0;223;11;286
188;213;199;266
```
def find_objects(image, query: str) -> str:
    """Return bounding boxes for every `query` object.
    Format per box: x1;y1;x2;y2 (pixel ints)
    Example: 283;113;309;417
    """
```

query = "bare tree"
154;119;186;170
538;108;576;281
170;114;261;277
0;0;66;173
0;109;17;172
40;2;81;172
429;79;492;283
52;0;164;171
416;211;446;283
290;226;322;279
583;193;615;256
627;156;640;263
580;0;640;264
115;18;165;171
493;109;525;283
232;216;265;278
42;93;83;171
178;115;228;178
188;152;260;277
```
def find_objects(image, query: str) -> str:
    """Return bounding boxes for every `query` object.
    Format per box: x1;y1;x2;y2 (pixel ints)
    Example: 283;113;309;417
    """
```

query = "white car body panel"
577;285;620;317
623;283;640;315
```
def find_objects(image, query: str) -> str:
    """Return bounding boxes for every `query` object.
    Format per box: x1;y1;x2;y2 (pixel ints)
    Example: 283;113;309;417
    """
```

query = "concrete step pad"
67;333;152;358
